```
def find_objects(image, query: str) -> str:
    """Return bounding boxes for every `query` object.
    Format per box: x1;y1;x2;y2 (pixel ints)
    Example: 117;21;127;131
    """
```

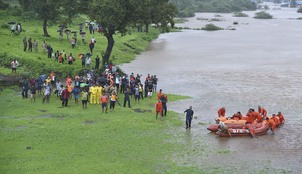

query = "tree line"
170;0;257;17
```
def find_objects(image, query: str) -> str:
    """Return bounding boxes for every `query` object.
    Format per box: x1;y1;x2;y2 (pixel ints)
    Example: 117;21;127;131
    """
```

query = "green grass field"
0;87;205;173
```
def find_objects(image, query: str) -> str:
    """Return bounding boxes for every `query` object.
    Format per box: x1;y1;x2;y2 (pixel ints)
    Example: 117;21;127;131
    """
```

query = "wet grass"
0;88;212;173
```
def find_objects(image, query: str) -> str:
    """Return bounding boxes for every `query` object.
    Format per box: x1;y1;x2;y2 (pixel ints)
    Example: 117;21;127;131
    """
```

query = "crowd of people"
216;106;285;136
20;65;169;118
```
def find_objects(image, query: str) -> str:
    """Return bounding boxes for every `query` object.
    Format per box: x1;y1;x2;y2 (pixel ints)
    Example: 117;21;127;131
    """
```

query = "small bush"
254;11;273;19
1;23;9;29
298;7;302;13
297;17;302;20
233;12;249;17
201;23;224;31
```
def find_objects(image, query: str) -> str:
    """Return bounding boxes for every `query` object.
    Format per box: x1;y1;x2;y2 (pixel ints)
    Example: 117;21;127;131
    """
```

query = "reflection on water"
120;4;302;173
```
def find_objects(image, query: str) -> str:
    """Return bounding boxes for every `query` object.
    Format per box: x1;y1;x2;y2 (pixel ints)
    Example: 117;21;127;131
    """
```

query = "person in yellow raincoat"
96;84;103;104
89;84;97;104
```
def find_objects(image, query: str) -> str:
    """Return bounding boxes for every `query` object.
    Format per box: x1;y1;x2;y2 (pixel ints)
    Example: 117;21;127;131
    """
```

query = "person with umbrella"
8;21;15;33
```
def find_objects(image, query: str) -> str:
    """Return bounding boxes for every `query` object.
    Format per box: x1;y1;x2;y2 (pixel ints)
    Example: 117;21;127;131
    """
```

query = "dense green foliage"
233;12;249;17
0;0;9;9
254;11;273;19
201;23;224;31
170;0;257;17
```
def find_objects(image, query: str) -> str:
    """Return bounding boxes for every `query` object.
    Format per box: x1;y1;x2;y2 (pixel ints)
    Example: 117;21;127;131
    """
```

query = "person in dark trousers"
28;37;32;52
23;37;27;51
184;106;194;129
160;94;168;116
47;45;53;58
95;55;100;69
22;78;29;98
61;87;69;107
123;86;131;108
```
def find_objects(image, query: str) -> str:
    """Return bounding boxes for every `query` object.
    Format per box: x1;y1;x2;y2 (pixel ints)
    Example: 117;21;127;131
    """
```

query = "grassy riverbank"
0;9;160;78
0;87;207;173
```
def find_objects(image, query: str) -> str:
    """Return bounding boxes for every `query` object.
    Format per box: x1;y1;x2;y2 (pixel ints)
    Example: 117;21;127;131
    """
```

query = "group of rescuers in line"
216;106;285;137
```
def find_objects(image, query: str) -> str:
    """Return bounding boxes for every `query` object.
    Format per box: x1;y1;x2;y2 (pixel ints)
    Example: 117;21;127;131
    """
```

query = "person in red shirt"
101;94;108;113
265;117;276;134
217;107;226;117
155;100;163;120
277;112;285;124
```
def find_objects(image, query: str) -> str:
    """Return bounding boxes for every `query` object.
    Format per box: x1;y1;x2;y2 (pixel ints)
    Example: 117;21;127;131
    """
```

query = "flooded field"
120;4;302;173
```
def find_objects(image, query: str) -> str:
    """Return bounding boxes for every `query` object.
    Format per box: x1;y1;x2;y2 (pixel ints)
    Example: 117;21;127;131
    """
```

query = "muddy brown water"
120;4;302;173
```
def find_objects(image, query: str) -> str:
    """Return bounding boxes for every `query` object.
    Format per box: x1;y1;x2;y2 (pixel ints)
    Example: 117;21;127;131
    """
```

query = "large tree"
18;0;86;36
18;0;62;36
87;0;177;66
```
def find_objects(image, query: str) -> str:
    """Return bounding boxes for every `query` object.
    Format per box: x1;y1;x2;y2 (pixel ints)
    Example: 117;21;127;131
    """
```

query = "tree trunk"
145;20;149;33
103;32;115;66
43;19;50;37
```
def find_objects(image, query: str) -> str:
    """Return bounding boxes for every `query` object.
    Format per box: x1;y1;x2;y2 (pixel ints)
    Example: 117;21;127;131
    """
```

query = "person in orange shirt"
253;110;262;123
272;114;281;126
246;109;255;124
101;93;108;113
217;107;226;117
258;105;267;117
277;112;285;124
157;89;162;100
265;117;276;134
155;100;163;120
232;111;242;120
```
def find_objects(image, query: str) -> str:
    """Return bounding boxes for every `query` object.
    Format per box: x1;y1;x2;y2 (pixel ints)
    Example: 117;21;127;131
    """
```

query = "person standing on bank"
184;106;194;129
11;59;19;73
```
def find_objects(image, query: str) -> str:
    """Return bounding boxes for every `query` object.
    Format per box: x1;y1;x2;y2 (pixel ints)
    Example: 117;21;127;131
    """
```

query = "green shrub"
254;11;273;19
201;23;224;31
298;7;302;13
1;23;9;29
0;0;9;10
233;12;249;17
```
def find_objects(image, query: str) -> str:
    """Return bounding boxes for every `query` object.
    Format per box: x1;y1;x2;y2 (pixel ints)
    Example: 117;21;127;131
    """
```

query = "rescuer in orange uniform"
265;117;276;134
217;107;226;117
155;100;163;120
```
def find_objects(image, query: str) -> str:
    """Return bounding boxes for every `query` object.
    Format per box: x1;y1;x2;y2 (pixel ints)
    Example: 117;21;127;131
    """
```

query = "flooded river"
120;4;302;173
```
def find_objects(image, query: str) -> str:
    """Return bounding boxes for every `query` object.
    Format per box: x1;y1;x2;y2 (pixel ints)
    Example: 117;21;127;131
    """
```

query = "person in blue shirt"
73;86;81;105
184;106;194;129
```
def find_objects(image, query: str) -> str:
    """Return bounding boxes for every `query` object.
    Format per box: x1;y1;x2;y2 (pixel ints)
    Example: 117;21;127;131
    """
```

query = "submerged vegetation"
201;23;224;31
233;12;249;17
254;11;273;19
